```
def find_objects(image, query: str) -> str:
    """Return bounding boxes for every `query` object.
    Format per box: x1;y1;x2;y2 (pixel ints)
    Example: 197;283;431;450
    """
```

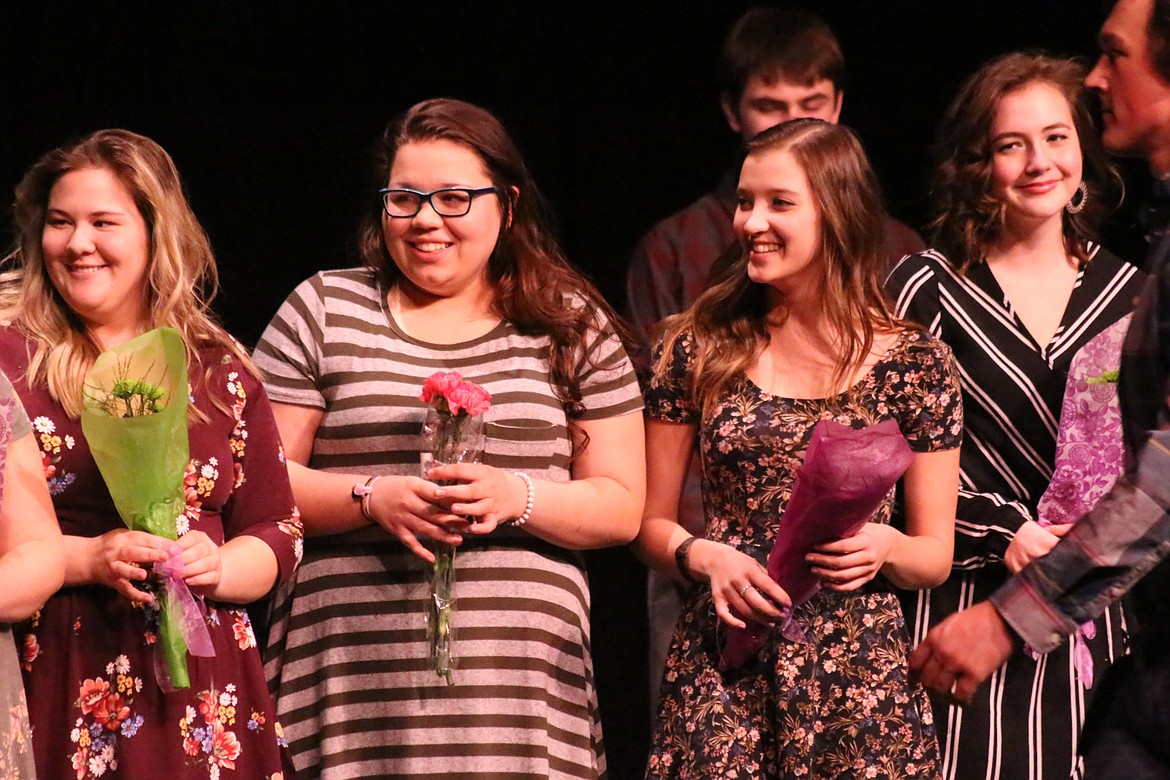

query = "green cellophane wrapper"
80;327;194;689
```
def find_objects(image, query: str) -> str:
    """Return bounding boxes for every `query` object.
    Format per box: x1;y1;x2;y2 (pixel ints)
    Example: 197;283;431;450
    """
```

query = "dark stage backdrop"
1;2;1142;777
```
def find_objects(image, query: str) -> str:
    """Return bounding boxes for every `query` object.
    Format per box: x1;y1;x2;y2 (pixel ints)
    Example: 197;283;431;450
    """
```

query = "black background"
1;2;1142;777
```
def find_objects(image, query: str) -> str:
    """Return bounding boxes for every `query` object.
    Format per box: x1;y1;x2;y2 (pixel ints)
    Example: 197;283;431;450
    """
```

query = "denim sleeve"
991;429;1170;652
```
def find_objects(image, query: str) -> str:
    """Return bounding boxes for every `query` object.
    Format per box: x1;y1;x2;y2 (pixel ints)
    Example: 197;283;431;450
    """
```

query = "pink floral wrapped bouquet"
1030;315;1131;687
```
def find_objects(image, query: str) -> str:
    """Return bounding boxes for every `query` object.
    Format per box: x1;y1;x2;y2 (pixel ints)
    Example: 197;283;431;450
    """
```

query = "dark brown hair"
929;52;1120;272
357;98;626;421
719;6;845;106
657;119;900;416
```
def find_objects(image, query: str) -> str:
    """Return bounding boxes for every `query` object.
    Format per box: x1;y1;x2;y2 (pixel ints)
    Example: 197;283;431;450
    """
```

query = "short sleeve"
891;331;964;453
253;274;329;409
575;307;644;421
217;362;304;586
645;331;701;425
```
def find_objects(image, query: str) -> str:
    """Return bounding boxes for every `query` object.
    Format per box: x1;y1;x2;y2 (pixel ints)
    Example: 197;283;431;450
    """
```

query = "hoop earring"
1065;181;1088;214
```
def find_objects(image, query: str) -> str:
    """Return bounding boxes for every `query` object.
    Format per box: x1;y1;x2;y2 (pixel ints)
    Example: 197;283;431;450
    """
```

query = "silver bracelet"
505;471;534;527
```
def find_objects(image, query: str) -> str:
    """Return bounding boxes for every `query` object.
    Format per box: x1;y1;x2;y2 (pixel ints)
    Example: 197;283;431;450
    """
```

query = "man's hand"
909;600;1017;705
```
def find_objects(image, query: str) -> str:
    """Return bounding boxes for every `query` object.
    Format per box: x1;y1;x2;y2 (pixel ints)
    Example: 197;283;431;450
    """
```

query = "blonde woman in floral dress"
634;119;962;779
0;130;302;780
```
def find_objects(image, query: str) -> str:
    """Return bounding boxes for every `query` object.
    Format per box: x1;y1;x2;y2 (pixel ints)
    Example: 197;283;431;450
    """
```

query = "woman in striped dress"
886;53;1144;780
254;98;645;779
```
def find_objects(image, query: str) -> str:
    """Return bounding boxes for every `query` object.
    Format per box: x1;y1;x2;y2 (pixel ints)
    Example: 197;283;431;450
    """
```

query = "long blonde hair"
0;129;254;418
656;119;902;416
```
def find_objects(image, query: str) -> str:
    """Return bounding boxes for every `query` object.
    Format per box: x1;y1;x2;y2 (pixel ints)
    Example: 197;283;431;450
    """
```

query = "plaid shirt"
992;226;1170;652
625;176;738;376
626;177;738;534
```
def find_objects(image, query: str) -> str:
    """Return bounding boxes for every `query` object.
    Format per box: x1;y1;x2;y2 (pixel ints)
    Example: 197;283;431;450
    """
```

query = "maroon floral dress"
0;328;303;780
645;328;963;779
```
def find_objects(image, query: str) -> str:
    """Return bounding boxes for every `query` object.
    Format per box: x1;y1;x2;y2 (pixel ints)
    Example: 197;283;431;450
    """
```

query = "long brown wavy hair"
929;52;1121;272
357;98;626;421
0;129;254;418
657;119;902;416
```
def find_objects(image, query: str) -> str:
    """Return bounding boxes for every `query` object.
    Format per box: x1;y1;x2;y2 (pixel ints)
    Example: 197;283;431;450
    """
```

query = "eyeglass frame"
378;186;501;218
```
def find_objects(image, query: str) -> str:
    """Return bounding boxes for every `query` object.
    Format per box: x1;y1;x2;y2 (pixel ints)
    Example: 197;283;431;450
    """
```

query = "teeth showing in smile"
752;243;781;253
412;242;452;253
68;265;107;274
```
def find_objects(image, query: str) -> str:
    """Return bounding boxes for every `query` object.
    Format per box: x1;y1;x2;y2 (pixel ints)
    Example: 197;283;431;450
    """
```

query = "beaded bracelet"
351;475;382;522
504;471;535;527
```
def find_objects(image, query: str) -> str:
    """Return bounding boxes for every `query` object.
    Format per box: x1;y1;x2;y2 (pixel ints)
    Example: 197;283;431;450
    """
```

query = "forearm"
287;461;374;537
0;537;64;621
632;513;696;581
879;526;952;589
520;474;641;549
213;536;279;603
63;534;100;586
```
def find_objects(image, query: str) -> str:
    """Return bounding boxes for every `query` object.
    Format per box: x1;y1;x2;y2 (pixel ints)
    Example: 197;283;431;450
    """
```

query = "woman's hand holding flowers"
90;528;171;604
365;475;472;564
806;523;897;591
427;463;529;533
176;530;222;596
1005;519;1071;574
688;539;790;629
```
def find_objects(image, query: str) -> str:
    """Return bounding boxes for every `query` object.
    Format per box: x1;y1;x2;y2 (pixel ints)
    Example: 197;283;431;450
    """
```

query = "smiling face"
988;81;1084;229
381;139;503;302
41;167;151;344
733;146;822;296
723;73;842;140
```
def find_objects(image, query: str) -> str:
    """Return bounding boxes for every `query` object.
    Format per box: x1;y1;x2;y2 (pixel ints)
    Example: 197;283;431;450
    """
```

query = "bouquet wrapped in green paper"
80;327;214;690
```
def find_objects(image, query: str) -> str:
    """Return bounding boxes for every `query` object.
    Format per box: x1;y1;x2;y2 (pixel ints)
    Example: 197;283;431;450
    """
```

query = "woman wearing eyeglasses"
254;98;645;779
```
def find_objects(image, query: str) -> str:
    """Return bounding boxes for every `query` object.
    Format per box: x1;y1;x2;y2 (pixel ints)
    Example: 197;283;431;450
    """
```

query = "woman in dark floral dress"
0;130;302;780
633;119;963;779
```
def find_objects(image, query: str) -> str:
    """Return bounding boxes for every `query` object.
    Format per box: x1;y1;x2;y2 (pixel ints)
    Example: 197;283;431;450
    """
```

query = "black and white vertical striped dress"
886;247;1143;780
253;268;642;779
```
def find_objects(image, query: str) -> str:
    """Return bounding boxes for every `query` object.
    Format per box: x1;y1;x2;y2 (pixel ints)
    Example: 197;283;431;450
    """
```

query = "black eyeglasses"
379;186;500;218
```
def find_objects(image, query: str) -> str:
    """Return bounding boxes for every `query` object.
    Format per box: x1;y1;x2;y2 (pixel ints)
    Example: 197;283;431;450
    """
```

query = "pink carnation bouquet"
418;371;491;684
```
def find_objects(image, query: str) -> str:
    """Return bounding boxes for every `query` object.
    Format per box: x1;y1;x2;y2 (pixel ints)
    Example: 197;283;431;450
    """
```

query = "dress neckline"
376;279;509;349
742;329;911;402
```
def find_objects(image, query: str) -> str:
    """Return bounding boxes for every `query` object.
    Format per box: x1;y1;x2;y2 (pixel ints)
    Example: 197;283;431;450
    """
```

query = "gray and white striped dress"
254;268;642;779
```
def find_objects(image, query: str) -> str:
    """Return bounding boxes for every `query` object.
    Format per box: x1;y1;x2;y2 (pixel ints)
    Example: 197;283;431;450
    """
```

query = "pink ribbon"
151;541;216;690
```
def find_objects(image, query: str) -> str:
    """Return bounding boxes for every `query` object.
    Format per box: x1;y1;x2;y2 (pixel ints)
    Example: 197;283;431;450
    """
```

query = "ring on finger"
737;583;754;597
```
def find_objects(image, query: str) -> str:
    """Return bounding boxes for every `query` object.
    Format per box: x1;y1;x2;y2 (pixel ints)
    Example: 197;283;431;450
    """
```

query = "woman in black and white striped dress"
253;99;645;779
887;53;1143;780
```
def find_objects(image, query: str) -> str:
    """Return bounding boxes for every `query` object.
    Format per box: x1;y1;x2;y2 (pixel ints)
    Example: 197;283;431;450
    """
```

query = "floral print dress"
0;328;303;780
644;328;963;780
